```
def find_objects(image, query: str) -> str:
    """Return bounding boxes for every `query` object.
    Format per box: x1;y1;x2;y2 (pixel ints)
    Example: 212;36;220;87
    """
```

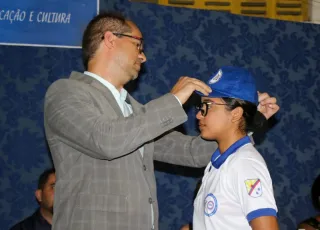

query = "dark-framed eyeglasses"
112;32;144;54
196;101;227;117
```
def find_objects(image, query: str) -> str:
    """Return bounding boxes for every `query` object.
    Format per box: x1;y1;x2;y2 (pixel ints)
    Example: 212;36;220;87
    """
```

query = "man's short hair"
37;168;55;190
82;11;132;70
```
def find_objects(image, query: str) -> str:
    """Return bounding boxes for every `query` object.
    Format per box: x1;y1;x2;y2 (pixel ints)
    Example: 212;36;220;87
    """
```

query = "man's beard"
132;73;139;80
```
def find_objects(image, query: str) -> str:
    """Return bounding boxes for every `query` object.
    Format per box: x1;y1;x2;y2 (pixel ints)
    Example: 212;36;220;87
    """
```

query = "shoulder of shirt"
226;143;267;167
9;210;38;230
50;75;85;86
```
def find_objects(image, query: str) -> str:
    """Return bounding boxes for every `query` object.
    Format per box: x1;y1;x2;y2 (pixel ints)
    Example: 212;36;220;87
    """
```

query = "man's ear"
231;107;244;123
102;31;116;49
35;189;42;203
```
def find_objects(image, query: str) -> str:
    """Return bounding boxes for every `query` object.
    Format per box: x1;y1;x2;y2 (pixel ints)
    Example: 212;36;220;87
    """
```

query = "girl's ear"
231;107;243;123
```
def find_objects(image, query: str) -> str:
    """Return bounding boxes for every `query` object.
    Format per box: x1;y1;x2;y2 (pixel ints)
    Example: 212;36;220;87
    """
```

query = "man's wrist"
172;94;182;106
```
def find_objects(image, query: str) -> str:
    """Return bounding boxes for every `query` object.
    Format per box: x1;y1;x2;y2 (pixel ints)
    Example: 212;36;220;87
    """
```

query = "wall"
309;0;320;23
0;1;320;229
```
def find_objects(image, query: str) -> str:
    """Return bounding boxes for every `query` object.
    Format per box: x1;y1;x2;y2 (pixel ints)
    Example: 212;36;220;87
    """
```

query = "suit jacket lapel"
69;71;153;159
126;94;154;160
126;94;144;116
69;71;123;117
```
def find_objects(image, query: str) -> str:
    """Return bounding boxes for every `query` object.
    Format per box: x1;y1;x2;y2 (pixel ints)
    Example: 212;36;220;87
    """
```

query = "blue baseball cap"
197;66;258;105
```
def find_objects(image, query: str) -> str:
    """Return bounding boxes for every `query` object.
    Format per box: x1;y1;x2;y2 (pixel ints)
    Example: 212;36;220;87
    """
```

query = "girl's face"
196;97;233;141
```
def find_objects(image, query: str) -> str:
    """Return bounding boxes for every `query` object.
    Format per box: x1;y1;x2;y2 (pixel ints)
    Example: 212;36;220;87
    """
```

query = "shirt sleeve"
229;155;278;222
172;94;182;106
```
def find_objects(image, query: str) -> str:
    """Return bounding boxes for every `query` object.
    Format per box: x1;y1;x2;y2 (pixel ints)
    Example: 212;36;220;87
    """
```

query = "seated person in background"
297;174;320;230
10;168;56;230
193;66;279;230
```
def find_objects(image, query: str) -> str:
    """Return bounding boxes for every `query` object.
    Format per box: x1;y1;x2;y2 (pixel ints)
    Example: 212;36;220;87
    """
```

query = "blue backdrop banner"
0;0;99;48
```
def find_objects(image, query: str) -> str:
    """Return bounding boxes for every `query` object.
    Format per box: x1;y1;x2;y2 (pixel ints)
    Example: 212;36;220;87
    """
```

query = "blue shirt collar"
211;136;251;169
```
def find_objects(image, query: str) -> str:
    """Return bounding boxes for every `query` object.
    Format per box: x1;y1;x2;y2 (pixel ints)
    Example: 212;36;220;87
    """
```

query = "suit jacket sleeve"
44;79;187;160
153;130;218;168
152;111;267;168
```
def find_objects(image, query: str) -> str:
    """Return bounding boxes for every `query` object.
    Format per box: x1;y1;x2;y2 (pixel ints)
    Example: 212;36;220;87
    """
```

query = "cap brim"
196;89;232;98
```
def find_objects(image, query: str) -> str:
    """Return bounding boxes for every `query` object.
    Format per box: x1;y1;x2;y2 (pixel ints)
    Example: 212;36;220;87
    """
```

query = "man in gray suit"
44;12;279;230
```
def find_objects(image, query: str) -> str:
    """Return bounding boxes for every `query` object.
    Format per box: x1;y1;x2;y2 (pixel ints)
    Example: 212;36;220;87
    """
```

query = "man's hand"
171;76;211;105
257;92;280;120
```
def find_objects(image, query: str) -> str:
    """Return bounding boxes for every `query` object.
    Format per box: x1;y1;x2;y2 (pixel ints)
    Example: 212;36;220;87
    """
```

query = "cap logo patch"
209;69;222;84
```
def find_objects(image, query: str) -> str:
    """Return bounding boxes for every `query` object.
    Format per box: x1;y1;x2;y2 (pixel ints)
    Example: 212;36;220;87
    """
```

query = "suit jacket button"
143;165;147;171
149;198;153;203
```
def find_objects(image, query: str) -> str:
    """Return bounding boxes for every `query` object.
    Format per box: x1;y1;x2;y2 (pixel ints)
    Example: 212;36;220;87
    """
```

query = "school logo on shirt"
204;193;218;216
244;179;263;198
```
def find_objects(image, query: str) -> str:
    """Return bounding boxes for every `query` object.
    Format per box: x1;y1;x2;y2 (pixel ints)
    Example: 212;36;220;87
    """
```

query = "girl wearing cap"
193;66;279;230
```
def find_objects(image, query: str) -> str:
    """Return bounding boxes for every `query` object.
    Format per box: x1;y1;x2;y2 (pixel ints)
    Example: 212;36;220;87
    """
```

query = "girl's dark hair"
222;97;265;133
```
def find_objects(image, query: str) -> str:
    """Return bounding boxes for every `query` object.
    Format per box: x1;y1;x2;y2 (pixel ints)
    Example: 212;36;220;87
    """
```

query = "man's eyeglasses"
112;33;144;54
196;101;227;117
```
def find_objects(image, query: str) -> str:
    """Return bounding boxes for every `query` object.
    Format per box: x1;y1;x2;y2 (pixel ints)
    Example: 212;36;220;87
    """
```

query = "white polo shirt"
193;136;277;230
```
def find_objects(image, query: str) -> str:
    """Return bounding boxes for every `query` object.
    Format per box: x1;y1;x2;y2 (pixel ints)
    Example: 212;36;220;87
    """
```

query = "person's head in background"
82;11;147;89
196;66;262;151
311;174;320;213
35;168;56;224
297;174;320;230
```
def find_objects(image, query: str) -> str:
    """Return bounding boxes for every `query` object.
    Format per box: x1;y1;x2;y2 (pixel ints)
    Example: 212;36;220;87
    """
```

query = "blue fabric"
246;208;277;222
0;0;97;47
197;66;258;104
0;1;320;230
211;136;251;169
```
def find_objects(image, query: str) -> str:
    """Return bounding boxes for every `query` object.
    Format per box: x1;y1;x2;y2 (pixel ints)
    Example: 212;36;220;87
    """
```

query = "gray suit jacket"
44;71;217;230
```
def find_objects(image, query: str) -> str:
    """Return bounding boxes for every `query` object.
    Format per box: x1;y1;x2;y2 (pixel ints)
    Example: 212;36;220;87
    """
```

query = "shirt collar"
84;71;128;103
211;136;251;169
35;209;52;226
